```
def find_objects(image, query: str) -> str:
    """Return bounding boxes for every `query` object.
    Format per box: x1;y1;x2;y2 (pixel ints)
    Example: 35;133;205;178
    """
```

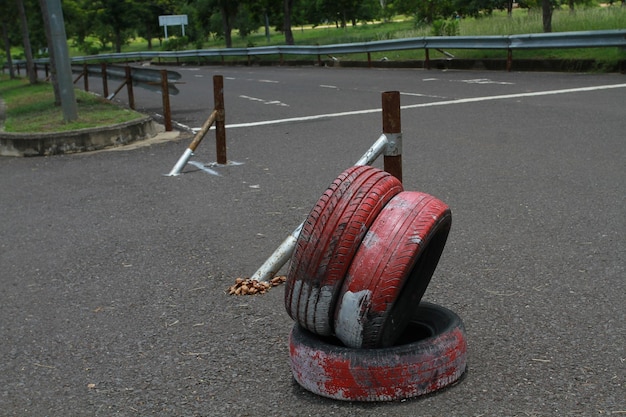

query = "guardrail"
67;63;181;131
4;29;625;73
32;30;626;70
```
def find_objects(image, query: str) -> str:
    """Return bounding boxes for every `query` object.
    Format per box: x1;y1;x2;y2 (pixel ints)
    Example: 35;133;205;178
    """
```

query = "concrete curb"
0;116;167;157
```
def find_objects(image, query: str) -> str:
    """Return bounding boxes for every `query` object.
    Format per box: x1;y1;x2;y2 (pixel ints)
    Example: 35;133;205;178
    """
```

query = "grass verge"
0;76;144;133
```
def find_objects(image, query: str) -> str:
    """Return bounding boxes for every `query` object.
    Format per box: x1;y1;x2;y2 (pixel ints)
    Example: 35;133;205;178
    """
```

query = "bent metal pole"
166;75;226;176
166;109;218;176
250;92;403;283
249;135;390;282
250;91;402;283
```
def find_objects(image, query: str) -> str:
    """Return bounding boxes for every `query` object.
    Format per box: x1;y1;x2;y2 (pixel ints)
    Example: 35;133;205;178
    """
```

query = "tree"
245;0;281;42
203;0;240;48
1;22;16;79
392;0;455;23
136;1;177;49
284;0;294;44
542;0;553;32
92;0;140;52
0;2;18;79
16;0;37;84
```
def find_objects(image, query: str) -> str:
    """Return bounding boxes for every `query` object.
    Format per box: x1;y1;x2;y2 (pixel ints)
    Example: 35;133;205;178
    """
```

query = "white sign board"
159;15;188;26
159;15;188;39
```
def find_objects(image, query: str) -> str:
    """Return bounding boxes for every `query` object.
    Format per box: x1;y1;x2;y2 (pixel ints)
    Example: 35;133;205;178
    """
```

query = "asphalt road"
1;66;625;416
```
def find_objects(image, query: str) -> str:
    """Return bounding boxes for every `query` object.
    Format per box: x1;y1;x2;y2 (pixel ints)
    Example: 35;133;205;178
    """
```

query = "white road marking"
239;95;289;107
214;83;626;130
259;79;279;83
400;92;447;98
453;78;514;85
320;84;338;89
187;160;221;176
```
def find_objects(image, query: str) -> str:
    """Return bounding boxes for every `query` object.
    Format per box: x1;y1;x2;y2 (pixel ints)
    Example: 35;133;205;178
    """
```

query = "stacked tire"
285;166;467;402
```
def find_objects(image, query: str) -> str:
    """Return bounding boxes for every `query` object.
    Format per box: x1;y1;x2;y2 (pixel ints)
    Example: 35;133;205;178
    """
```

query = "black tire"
289;302;467;402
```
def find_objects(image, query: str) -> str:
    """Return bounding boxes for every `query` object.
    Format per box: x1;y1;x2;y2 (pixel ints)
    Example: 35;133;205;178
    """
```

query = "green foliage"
431;18;460;36
0;76;142;133
73;39;101;56
162;36;189;51
235;5;261;38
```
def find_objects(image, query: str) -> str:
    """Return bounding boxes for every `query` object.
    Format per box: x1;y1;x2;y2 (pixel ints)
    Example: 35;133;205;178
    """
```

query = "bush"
162;36;189;51
431;19;460;36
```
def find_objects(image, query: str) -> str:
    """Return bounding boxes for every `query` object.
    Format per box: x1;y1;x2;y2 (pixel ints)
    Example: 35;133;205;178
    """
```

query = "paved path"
1;67;624;416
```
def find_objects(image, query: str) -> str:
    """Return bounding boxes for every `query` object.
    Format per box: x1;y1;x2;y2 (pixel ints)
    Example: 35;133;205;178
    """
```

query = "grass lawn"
0;76;144;133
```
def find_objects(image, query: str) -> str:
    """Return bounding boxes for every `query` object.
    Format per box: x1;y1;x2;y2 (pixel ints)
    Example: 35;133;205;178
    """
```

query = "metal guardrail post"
425;48;431;70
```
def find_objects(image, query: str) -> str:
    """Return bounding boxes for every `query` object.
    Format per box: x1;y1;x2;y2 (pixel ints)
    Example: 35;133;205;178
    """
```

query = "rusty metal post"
83;63;89;91
125;65;135;109
160;69;172;132
507;49;513;72
382;91;402;183
213;75;227;165
367;52;372;68
425;48;430;70
101;63;109;98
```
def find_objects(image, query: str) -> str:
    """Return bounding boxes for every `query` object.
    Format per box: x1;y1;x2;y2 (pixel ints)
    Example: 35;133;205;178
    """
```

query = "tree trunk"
39;0;60;105
569;0;575;13
2;21;15;78
507;0;513;16
542;0;553;33
16;0;37;84
284;0;294;45
115;28;122;53
220;5;232;48
264;12;270;43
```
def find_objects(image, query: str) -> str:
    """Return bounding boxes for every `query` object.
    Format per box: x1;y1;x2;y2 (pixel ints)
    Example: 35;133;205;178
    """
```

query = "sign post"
158;15;188;40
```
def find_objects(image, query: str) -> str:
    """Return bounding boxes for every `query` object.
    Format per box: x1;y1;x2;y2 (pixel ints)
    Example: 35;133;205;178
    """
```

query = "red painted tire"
289;302;467;402
334;191;451;349
285;166;403;336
